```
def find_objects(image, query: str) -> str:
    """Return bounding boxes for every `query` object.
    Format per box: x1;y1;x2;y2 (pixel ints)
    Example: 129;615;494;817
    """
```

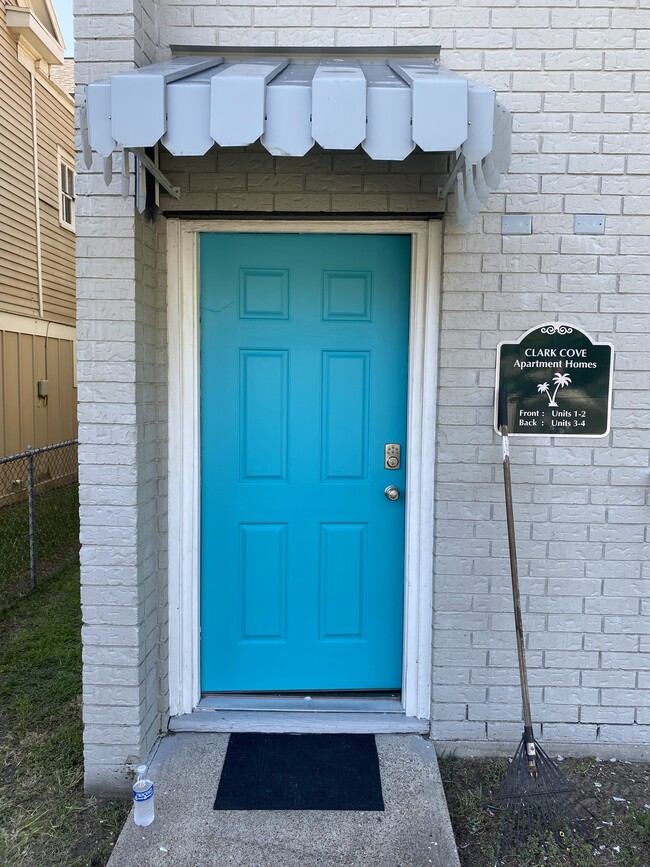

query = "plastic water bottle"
133;764;155;826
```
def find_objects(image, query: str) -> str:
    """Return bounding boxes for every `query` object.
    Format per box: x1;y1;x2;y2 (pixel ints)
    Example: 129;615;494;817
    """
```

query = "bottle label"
134;784;154;802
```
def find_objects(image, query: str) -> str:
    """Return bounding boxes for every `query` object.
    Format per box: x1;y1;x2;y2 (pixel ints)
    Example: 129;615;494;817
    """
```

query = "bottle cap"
137;764;147;775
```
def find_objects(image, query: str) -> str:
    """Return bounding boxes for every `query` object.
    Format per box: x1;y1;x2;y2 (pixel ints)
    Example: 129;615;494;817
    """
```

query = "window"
58;152;75;230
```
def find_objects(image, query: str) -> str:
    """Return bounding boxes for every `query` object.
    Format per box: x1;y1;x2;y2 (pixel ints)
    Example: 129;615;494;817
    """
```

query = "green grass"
0;484;80;611
0;565;130;866
0;500;30;595
499;833;598;867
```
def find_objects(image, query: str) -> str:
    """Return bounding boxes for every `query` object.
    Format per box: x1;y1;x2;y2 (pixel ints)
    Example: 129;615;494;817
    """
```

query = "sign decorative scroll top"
495;323;614;437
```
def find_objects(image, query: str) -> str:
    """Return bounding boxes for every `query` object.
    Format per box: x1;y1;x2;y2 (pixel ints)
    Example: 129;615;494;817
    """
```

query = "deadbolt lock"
384;443;401;470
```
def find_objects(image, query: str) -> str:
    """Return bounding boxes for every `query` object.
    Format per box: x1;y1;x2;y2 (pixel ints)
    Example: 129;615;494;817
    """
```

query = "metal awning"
82;50;512;222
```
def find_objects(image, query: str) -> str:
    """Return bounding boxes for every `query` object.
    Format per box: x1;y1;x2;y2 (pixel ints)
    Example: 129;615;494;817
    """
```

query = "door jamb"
167;219;441;722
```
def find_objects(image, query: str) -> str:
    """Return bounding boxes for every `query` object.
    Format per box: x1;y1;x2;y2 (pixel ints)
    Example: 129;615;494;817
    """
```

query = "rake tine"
493;735;594;859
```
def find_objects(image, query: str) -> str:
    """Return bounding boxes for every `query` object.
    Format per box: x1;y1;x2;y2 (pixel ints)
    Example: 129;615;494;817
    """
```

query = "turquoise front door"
200;232;410;692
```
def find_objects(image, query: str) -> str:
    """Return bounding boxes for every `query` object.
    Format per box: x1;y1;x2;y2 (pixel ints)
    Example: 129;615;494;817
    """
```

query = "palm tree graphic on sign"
537;372;572;407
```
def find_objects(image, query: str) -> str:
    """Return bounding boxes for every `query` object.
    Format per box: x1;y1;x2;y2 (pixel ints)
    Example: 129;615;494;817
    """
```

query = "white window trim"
57;147;75;232
166;218;441;723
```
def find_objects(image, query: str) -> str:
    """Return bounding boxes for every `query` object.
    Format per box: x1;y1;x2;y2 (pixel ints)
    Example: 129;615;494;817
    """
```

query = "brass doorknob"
384;485;400;501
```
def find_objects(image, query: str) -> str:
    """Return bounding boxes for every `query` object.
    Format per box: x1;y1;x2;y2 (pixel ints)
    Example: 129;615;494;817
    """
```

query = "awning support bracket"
438;152;466;201
127;147;181;200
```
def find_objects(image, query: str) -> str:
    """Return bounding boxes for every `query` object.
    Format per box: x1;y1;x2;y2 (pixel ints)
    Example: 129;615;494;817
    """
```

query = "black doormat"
214;733;384;811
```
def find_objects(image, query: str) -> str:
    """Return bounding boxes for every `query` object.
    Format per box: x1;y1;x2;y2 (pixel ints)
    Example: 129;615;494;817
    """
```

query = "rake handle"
498;390;537;776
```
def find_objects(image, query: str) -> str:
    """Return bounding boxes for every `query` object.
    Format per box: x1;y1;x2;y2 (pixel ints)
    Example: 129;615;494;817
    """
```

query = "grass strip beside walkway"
0;565;130;866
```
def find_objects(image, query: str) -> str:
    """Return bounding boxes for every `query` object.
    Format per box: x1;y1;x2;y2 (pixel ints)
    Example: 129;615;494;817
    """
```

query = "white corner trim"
7;7;64;65
167;219;441;722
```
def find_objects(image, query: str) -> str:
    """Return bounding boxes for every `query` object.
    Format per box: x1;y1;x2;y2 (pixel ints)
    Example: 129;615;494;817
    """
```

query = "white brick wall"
76;0;650;791
75;0;167;797
424;0;649;755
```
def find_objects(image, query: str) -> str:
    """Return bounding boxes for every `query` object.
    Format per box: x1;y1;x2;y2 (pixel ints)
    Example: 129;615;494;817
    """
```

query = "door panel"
240;350;288;479
321;351;369;480
200;232;410;692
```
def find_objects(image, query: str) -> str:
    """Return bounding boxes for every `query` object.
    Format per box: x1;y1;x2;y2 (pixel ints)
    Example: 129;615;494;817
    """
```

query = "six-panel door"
200;232;410;692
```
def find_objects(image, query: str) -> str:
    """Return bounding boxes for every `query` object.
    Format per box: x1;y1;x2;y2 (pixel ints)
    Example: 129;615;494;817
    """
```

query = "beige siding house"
0;0;76;457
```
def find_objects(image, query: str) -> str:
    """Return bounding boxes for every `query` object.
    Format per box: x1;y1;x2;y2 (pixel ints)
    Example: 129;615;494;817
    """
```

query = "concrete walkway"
107;733;460;867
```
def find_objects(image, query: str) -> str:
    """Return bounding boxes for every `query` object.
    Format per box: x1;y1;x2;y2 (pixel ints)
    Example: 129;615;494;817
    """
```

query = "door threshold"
169;709;429;735
198;694;403;714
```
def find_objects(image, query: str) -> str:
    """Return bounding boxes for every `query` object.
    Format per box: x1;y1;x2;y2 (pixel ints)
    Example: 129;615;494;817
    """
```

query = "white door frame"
167;218;441;722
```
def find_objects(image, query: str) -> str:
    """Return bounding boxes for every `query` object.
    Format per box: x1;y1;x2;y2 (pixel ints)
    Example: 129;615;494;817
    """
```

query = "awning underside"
83;54;512;222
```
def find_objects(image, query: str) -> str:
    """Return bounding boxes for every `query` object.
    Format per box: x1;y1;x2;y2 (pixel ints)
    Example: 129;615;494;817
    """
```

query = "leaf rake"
493;388;592;862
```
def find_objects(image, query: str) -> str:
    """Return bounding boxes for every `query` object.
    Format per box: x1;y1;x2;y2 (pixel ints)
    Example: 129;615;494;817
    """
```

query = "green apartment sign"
495;323;613;437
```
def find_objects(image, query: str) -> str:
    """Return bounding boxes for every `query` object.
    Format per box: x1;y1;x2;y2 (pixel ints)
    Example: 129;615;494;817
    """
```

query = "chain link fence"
0;441;79;611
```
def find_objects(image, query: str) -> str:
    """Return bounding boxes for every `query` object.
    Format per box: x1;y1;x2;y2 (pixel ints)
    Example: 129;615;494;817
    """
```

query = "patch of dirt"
439;753;650;867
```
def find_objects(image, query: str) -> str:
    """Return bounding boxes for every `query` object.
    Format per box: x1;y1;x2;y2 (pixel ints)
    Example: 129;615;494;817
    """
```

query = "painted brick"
527;670;580;688
577;28;633;50
471;668;530;687
430;723;486;741
83;704;144;726
432;667;471;686
431;704;467;722
488;722;541;742
598;725;650;745
541;723;598;743
434;686;487;704
601;689;649;709
584;634;640;653
468;704;523;722
604;617;650;635
545;688;599;705
601;653;650;671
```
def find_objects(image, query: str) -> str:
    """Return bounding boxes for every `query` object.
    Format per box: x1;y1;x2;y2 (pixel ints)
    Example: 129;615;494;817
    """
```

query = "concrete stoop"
107;732;460;867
